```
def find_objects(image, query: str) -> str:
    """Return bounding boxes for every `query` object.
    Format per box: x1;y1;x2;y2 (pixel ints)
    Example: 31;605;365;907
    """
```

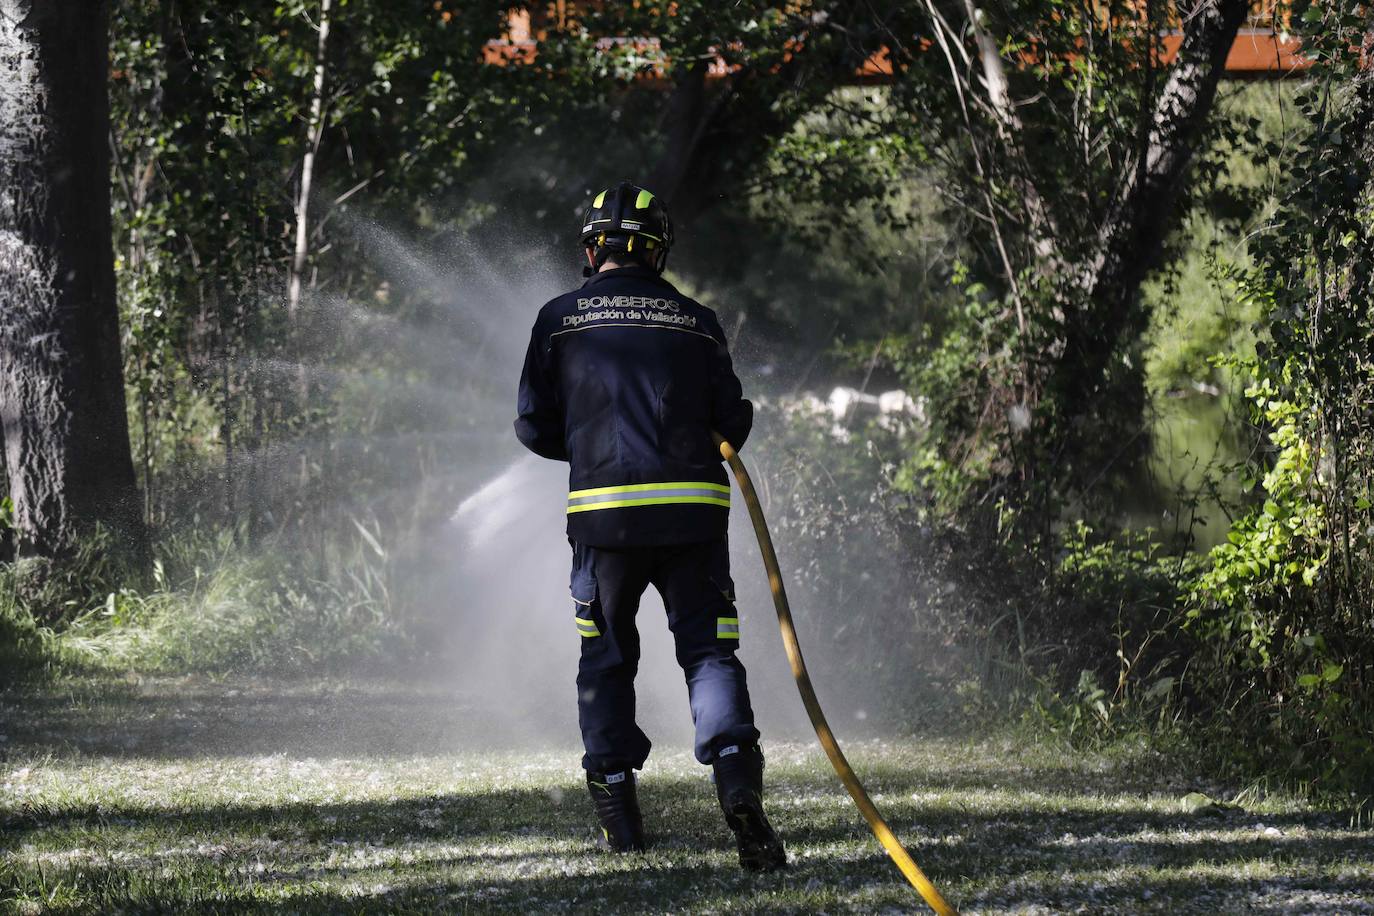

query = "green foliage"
868;1;1294;531
8;0;1369;805
1193;367;1327;630
0;575;62;684
885;262;1027;516
1140;83;1297;540
73;530;403;673
2;528;129;627
107;0;527;536
0;521;408;676
690;87;960;359
1026;523;1203;746
1182;38;1374;792
1030;669;1115;744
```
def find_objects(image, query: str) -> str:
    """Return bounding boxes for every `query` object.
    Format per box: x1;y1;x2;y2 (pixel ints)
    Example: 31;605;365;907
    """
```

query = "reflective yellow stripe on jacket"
567;481;730;514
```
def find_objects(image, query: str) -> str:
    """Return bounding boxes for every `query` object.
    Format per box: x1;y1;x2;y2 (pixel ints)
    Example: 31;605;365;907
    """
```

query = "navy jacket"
515;265;753;547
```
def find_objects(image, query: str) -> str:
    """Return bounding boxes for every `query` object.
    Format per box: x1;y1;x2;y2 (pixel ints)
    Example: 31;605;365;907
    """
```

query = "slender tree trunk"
0;0;143;560
286;0;331;320
0;424;12;561
960;0;1058;265
220;288;234;522
285;0;330;492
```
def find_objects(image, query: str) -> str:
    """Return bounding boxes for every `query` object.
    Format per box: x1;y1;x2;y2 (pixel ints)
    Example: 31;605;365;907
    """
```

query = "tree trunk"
645;60;775;228
645;61;710;208
646;9;880;228
286;0;331;320
1060;0;1251;431
918;0;1247;495
0;0;143;560
0;423;11;561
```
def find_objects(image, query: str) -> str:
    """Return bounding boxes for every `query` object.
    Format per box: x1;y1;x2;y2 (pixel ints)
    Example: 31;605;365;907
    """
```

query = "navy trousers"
570;537;760;772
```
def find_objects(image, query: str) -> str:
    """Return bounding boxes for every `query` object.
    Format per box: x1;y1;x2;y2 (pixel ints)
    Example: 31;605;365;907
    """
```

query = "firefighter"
514;181;786;871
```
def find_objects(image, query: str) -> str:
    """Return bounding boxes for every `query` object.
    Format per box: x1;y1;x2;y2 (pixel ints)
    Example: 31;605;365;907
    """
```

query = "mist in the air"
274;210;948;762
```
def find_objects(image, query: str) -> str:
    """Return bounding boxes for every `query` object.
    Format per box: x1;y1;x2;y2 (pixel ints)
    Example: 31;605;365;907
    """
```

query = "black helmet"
580;181;672;275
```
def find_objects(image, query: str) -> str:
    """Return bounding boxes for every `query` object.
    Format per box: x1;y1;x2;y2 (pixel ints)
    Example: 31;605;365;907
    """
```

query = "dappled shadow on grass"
2;775;904;914
1;676;1151;796
6;766;1374;913
0;675;974;765
3;784;598;841
16;818;1374;916
3;678;1373;913
12;854;873;916
27;873;1374;916
965;873;1374;915
0;676;531;760
9;740;1346;857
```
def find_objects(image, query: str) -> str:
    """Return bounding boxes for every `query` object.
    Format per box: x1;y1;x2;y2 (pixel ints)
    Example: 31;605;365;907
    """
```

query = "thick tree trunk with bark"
0;0;143;559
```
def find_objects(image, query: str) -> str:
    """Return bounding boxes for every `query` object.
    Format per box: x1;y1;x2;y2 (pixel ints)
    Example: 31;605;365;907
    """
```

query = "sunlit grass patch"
2;681;1372;914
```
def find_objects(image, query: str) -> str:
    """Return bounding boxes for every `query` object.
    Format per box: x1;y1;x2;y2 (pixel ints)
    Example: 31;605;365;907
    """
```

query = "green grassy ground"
2;678;1370;914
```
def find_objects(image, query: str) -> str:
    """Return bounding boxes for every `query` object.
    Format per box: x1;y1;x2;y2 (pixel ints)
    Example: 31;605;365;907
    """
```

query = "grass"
2;677;1372;914
0;525;406;679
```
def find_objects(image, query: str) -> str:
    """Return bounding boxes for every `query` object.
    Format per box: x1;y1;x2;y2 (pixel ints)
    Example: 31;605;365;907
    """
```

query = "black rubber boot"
586;769;646;852
712;744;786;871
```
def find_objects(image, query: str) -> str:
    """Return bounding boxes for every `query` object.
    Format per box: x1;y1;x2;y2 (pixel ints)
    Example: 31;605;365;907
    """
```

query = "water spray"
715;433;958;916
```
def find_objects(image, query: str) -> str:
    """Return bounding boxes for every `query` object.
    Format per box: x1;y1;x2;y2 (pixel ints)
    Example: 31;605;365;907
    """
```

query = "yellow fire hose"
715;434;958;916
